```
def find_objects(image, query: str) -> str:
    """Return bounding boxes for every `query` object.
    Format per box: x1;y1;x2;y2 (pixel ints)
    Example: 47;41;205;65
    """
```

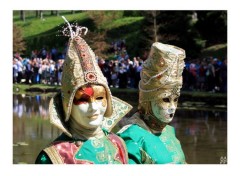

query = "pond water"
13;93;227;164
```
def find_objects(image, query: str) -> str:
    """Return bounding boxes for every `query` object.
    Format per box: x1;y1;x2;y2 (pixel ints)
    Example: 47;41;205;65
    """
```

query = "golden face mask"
150;92;179;123
71;85;107;129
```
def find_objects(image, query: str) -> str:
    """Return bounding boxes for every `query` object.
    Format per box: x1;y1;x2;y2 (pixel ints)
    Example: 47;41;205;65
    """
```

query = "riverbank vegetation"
13;83;226;102
13;10;227;59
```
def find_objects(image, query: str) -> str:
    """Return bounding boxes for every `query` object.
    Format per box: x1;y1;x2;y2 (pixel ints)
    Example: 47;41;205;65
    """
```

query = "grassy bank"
201;43;227;59
14;11;145;57
13;83;60;94
14;11;227;59
13;83;227;101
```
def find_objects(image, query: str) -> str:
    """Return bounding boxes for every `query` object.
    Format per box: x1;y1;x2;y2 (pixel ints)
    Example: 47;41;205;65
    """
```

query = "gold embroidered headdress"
139;42;185;103
49;17;132;134
60;19;113;122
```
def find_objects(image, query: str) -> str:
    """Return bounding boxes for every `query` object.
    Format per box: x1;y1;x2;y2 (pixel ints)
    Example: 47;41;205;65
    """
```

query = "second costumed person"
118;42;187;164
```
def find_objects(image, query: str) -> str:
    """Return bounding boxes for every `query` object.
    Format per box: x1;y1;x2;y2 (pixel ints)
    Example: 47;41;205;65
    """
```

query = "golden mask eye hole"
162;98;170;103
73;96;89;105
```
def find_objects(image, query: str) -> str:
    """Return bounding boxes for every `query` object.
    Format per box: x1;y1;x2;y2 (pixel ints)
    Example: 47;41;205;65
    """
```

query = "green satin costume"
117;112;186;164
36;129;128;164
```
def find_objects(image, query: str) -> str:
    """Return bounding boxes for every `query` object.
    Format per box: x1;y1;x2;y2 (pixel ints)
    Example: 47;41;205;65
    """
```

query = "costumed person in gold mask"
118;42;187;164
35;17;132;164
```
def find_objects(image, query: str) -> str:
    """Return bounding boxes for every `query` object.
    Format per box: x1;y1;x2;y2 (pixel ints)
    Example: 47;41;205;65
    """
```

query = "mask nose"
89;102;99;113
167;108;175;114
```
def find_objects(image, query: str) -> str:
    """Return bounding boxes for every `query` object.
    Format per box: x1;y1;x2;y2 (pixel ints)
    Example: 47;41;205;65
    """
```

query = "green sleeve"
35;151;53;164
118;125;154;164
124;138;142;164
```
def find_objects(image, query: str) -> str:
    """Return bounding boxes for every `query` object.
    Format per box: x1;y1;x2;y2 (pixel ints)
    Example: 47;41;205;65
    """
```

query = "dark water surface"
13;94;227;164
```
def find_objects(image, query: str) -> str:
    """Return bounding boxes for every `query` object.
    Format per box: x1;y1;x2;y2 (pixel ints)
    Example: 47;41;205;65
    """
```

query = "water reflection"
13;94;49;119
173;109;227;164
13;94;227;164
13;94;61;164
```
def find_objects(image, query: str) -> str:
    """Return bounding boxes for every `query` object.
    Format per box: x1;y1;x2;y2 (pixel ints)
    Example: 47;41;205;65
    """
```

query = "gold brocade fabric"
139;42;185;103
49;27;132;133
61;36;113;122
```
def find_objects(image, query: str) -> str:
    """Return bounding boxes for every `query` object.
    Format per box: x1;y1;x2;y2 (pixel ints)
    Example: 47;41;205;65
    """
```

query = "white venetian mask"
150;94;179;123
71;85;107;129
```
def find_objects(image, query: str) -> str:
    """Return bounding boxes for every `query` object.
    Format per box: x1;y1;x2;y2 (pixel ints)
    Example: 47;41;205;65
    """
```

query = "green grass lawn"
13;83;60;94
14;11;227;59
13;83;226;98
14;12;88;38
201;43;227;58
14;11;145;57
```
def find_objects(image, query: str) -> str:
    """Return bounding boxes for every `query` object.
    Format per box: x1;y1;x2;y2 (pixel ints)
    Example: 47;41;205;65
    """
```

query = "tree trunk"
152;11;158;42
20;10;25;22
36;10;39;18
51;10;54;15
40;10;43;20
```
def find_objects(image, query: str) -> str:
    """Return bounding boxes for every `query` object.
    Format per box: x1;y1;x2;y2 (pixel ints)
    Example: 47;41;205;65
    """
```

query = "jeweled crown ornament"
139;42;185;103
60;16;113;121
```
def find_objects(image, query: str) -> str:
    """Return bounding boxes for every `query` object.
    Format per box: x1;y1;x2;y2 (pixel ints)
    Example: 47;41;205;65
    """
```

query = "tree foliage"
140;10;226;58
195;11;227;47
14;10;227;59
13;24;26;54
85;11;124;59
84;31;110;59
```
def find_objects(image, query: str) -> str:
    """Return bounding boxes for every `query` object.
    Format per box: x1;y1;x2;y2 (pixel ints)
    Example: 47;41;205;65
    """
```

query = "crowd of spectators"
13;41;227;93
13;45;66;85
183;57;227;93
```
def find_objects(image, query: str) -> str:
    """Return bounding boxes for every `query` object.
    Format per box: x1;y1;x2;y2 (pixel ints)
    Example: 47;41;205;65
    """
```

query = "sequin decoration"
74;37;98;83
85;72;97;82
159;58;165;67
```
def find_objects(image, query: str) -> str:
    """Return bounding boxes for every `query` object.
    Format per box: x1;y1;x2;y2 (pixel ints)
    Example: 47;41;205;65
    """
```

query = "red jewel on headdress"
85;72;97;82
157;75;162;79
81;53;85;58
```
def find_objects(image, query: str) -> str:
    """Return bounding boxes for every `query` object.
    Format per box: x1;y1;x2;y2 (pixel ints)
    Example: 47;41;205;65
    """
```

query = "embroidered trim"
44;146;64;164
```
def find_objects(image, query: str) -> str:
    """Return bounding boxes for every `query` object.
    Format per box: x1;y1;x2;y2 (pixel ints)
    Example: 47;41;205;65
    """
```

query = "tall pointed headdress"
139;42;185;103
49;16;132;133
60;16;114;122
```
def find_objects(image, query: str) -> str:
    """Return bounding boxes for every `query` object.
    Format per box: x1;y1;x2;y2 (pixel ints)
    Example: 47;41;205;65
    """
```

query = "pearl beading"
139;55;179;93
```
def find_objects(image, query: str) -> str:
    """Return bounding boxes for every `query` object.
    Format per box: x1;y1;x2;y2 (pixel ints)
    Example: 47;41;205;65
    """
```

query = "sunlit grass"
104;16;144;30
14;12;88;38
201;43;227;58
